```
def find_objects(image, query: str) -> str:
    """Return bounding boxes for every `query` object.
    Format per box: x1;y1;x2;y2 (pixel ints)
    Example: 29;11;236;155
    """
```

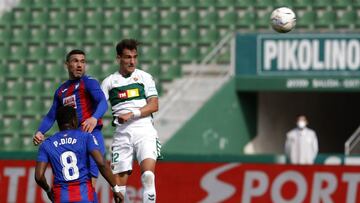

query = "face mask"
297;120;307;129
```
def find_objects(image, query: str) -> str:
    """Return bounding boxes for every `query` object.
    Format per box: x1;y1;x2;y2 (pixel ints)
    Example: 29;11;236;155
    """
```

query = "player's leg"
136;127;161;203
111;131;133;203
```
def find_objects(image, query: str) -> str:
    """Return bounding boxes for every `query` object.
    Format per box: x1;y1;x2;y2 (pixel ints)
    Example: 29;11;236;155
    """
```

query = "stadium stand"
0;0;358;151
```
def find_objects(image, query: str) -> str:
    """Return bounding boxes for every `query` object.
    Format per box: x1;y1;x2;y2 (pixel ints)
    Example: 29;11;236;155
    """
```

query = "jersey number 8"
61;151;80;181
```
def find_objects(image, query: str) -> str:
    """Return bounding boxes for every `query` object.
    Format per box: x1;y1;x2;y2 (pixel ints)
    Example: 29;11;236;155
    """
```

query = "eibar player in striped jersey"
32;50;108;200
101;39;161;203
35;106;123;203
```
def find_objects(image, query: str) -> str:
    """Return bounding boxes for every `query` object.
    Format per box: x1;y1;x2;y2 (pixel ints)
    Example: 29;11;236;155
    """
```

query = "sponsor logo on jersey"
133;77;138;81
118;88;140;99
63;95;77;108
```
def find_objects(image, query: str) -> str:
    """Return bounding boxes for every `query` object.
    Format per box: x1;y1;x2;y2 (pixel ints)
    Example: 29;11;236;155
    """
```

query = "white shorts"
110;124;161;174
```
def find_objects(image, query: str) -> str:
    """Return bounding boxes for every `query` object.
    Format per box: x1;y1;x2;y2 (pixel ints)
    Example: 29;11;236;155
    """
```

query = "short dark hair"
56;106;78;128
66;49;85;62
116;39;140;55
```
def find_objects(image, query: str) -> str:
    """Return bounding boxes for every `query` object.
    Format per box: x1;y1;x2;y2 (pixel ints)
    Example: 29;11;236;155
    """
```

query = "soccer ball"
270;7;296;33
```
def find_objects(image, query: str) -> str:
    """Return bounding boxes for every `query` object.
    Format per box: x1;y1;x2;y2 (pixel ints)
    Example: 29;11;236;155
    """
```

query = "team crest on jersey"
63;95;77;108
118;88;140;99
133;77;138;81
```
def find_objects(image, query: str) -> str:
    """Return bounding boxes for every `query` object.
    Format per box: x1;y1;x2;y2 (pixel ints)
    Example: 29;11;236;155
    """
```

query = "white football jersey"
101;69;158;126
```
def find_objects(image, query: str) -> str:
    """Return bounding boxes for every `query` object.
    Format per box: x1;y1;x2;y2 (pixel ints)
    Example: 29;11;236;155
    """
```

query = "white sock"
118;186;131;203
142;171;156;203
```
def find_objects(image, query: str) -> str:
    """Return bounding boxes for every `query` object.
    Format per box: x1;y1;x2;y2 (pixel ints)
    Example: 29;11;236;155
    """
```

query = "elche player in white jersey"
101;39;161;203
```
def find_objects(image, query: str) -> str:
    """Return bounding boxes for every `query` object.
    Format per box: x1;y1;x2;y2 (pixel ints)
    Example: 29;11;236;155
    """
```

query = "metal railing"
345;125;360;155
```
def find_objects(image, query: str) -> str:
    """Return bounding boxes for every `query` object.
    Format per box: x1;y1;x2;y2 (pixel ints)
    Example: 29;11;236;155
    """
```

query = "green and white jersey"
101;69;158;126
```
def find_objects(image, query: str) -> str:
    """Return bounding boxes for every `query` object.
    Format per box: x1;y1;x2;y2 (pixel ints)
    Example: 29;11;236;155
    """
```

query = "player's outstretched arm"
90;149;124;203
34;161;54;202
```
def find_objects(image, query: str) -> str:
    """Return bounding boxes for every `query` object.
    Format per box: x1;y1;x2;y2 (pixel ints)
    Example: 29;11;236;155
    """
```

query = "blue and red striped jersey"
37;129;100;202
38;75;107;134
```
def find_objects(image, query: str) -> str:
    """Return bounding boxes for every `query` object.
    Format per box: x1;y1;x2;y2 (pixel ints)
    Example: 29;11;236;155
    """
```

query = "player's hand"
113;191;124;203
46;188;54;202
33;131;45;146
82;117;97;133
117;113;133;124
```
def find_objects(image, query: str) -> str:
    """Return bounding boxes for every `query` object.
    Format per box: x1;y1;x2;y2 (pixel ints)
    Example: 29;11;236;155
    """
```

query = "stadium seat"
235;0;255;8
33;0;50;8
160;46;180;62
31;27;48;43
6;63;26;78
178;0;196;7
2;135;22;151
0;12;14;26
197;0;216;8
121;10;141;25
160;28;179;44
84;27;104;43
50;0;67;8
65;28;85;43
179;27;198;44
49;10;68;25
32;10;49;25
255;0;274;8
85;0;103;8
297;10;316;28
86;10;104;26
13;10;32;25
4;80;25;97
256;12;272;28
104;11;122;26
161;64;182;81
104;0;121;8
48;27;66;42
336;10;356;28
199;28;219;44
159;0;177;7
180;46;199;63
316;11;336;28
25;64;46;79
47;47;66;61
159;10;179;26
333;0;352;8
218;10;238;27
0;27;12;41
23;98;46;116
141;47;160;62
293;0;313;8
313;0;333;8
102;27;122;43
24;80;45;97
68;0;85;8
141;10;159;26
198;10;218;26
274;0;294;7
67;11;86;26
12;28;31;43
29;45;47;60
179;9;198;26
87;46;103;61
142;27;160;43
3;99;23;116
216;0;234;8
121;0;140;7
122;28;141;40
140;0;158;8
237;10;256;28
10;45;29;60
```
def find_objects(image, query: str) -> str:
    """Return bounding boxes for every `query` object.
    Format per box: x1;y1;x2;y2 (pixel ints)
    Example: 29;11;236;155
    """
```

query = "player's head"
65;49;86;80
116;39;139;75
56;106;78;130
296;114;308;129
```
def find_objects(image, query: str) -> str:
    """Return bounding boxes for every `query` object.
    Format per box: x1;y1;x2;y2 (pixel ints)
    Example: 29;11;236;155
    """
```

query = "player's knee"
141;171;155;189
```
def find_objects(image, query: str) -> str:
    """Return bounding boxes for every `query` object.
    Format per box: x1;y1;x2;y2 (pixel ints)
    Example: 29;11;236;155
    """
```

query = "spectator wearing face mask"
285;115;319;164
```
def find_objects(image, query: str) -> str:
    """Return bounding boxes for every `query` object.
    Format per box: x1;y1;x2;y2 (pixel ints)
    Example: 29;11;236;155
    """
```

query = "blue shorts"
89;128;106;178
